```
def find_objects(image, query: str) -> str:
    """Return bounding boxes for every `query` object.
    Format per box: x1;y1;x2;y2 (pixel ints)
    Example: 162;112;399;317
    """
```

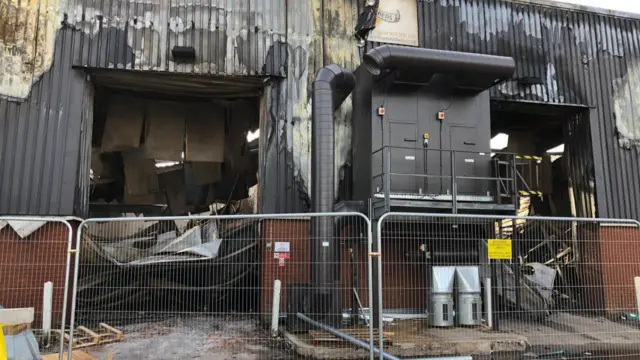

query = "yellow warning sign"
487;239;513;260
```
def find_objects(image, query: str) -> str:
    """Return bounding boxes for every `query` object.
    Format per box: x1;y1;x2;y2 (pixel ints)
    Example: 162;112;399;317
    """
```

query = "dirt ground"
74;312;640;360
87;316;300;360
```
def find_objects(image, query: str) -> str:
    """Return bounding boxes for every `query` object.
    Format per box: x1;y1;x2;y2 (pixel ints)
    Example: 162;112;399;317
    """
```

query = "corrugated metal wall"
0;0;361;216
261;0;361;213
4;0;640;219
71;0;288;76
0;30;92;215
404;0;640;220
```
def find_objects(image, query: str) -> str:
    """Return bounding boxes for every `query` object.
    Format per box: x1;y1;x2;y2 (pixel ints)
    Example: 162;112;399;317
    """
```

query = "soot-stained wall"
0;0;360;215
367;0;640;220
3;0;640;219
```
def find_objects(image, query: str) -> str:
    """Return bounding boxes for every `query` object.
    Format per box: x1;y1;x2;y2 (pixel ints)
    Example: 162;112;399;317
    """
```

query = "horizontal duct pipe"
363;45;515;89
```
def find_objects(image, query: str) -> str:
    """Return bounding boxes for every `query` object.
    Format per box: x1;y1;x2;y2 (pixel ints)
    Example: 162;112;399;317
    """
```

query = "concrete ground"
286;312;640;359
286;321;528;359
86;316;298;360
63;312;640;359
502;312;640;358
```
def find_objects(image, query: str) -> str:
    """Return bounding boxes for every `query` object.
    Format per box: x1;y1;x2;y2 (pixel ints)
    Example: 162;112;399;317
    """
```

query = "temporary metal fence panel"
375;213;640;360
0;217;74;360
69;213;375;359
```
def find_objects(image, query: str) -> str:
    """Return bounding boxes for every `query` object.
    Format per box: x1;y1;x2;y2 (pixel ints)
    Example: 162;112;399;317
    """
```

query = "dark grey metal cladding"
369;84;494;197
0;29;90;216
1;0;362;217
70;0;289;77
310;65;355;292
400;0;640;219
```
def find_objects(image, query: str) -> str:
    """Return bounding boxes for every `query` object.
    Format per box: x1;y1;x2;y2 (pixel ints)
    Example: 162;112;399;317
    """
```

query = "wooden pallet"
42;351;114;360
309;328;393;346
42;350;104;360
63;323;124;349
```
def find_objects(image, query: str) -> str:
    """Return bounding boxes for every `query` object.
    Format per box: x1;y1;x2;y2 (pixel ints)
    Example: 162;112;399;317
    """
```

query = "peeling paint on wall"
497;63;563;103
613;61;640;151
0;0;61;99
68;0;287;75
288;0;359;201
9;0;639;219
416;0;640;219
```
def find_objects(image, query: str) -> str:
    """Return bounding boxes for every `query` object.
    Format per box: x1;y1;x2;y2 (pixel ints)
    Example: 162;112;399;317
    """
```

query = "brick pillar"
599;225;640;313
0;222;72;327
260;219;311;323
580;224;640;314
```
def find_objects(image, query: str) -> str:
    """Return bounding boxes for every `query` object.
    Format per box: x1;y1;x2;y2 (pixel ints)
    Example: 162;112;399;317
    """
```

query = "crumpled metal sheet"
85;222;223;266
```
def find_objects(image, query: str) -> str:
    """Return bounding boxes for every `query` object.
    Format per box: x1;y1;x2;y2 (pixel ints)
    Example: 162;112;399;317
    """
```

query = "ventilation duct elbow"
363;45;516;90
311;64;355;218
310;64;355;299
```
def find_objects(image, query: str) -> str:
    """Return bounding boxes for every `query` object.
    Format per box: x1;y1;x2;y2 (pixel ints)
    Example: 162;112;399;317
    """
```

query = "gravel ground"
89;316;300;360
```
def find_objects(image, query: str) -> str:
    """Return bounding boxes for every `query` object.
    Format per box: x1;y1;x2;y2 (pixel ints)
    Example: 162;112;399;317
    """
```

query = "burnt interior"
88;70;262;217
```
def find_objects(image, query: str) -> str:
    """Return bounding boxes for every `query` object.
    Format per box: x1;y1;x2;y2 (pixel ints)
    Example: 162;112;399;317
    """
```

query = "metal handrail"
372;146;540;212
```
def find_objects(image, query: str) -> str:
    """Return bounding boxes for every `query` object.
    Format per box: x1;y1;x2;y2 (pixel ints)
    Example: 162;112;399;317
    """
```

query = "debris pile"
75;217;260;321
495;197;587;314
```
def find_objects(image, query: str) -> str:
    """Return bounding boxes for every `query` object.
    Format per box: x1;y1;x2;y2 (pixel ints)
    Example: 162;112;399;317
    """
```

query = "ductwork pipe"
310;65;355;296
362;45;516;85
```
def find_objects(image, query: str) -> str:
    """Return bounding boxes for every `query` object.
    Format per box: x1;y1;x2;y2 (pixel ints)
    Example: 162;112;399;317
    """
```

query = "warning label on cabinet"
487;239;513;260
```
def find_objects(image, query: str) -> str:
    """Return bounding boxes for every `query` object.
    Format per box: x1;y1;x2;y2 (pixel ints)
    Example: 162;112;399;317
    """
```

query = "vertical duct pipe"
311;65;355;317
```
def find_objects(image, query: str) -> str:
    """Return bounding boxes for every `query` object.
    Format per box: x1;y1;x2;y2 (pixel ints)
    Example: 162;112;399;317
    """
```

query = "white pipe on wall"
43;281;53;345
484;277;492;328
271;280;282;336
635;277;640;315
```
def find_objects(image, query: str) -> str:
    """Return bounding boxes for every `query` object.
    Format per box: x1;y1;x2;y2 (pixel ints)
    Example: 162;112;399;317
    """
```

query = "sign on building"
367;0;419;46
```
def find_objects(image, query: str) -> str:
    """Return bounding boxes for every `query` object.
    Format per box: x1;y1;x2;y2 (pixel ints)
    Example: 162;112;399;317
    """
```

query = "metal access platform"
370;146;541;220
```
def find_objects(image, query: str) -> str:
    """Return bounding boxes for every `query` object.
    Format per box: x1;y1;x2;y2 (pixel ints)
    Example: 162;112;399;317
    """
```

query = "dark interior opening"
489;100;596;219
76;70;266;324
88;70;263;218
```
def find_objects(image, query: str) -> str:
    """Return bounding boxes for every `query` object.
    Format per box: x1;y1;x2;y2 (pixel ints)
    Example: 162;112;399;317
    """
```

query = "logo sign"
367;0;419;47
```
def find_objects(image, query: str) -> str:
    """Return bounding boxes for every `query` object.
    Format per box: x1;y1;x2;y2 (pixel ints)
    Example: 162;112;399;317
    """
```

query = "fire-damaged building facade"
1;0;640;220
3;0;640;356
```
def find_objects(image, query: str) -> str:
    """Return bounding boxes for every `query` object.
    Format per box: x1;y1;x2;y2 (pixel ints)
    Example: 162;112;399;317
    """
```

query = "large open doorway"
490;100;595;219
75;70;268;326
88;70;264;217
489;100;596;311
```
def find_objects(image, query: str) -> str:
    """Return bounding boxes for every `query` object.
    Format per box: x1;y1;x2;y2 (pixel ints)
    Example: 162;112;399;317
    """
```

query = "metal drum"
456;266;483;326
457;292;483;326
430;293;455;327
429;266;456;327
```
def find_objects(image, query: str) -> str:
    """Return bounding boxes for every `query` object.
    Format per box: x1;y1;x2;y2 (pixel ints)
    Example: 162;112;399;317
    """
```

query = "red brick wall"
261;219;311;318
0;221;73;327
260;219;425;318
378;240;426;309
598;226;640;312
578;224;605;312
